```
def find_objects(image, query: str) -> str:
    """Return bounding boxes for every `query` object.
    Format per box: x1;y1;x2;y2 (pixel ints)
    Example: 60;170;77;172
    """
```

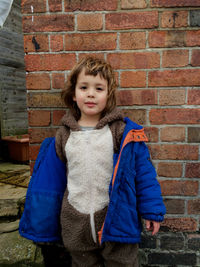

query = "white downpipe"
0;0;14;27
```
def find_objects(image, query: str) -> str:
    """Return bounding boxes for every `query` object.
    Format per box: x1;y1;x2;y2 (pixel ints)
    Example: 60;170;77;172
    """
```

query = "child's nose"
87;87;95;97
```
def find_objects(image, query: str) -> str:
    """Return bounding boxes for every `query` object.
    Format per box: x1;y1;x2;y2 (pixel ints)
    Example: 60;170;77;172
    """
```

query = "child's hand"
145;220;160;235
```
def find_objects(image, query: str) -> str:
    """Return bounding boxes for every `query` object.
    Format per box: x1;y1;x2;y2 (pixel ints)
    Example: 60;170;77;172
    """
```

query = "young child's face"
73;68;108;124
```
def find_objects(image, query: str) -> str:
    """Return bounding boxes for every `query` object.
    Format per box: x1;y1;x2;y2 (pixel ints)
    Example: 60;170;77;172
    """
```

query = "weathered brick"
191;50;200;67
161;218;197;232
23;14;74;33
159;89;185;106
148;252;196;266
65;33;117;51
29;128;57;144
122;109;147;125
150;109;200;124
164;199;185;214
26;73;51;90
25;54;76;71
149;144;198;160
77;14;103;31
186;30;200;46
119;32;146;50
188;235;200;250
53;110;66;126
65;0;118;11
149;31;185;48
105;12;158;30
107;52;160;69
144;127;159;142
160;235;185;250
120;71;146;88
149;69;200;87
48;0;62;12
160;127;185;142
188;127;200;143
50;35;64;52
190;10;200;27
28;110;51;127
121;0;147;9
21;0;46;13
162;50;189;68
151;0;200;7
52;73;65;90
29;145;40;161
160;180;199;196
185;163;200;178
139;235;156;249
161;11;188;28
27;92;65;108
158;162;182;177
188;89;200;105
117;90;157;106
24;35;49;52
188;199;200;214
78;53;105;61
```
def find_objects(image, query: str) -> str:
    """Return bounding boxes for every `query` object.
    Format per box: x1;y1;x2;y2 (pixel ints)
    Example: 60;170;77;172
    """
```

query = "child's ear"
73;95;76;101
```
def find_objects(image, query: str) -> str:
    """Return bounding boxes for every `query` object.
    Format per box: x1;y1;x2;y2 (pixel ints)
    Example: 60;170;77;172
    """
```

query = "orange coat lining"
98;129;148;244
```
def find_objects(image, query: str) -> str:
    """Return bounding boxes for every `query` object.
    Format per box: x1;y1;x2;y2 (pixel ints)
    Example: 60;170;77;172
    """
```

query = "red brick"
144;127;159;142
28;110;51;127
160;127;185;142
157;162;182;177
186;30;200;46
25;53;76;71
119;32;146;50
48;0;62;12
121;0;147;9
107;52;160;69
26;73;51;90
161;218;197;232
186;163;200;178
188;199;200;214
106;11;158;30
78;53;105;61
160;180;198;196
188;127;200;143
77;14;103;31
50;35;63;52
65;33;117;51
149;144;199;160
23;14;74;33
149;109;200;124
191;50;200;67
29;128;57;144
24;35;49;52
162;50;189;68
29;145;40;161
149;69;200;87
53;110;66;126
151;0;200;7
122;109;147;125
65;0;118;11
52;73;65;90
164;199;185;214
117;90;157;106
120;71;146;88
27;92;65;108
188;89;200;105
149;31;185;48
21;0;46;13
161;11;188;28
159;89;185;105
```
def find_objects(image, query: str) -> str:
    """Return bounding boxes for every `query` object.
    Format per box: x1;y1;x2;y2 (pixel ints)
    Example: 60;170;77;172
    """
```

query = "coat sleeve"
134;141;166;222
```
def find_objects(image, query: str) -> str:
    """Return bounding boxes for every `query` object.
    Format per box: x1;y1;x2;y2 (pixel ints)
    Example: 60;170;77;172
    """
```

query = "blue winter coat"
19;118;166;244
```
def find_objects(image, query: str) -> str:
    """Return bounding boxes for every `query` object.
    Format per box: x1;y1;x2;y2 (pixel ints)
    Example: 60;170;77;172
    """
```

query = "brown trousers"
61;192;139;267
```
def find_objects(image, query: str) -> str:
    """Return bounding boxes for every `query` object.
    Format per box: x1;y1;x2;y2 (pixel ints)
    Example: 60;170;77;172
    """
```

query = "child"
54;57;166;267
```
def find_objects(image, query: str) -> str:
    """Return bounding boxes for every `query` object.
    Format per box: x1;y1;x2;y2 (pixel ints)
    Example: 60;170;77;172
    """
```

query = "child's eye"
96;87;103;91
80;86;87;90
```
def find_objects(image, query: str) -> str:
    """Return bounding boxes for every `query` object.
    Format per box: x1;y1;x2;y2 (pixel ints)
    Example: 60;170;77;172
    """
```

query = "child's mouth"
85;102;96;107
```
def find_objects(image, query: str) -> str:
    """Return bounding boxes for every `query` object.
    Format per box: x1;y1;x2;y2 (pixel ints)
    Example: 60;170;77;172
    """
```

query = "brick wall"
21;1;200;266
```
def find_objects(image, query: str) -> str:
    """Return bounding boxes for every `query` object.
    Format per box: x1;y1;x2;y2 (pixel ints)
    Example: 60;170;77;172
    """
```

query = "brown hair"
61;56;117;119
